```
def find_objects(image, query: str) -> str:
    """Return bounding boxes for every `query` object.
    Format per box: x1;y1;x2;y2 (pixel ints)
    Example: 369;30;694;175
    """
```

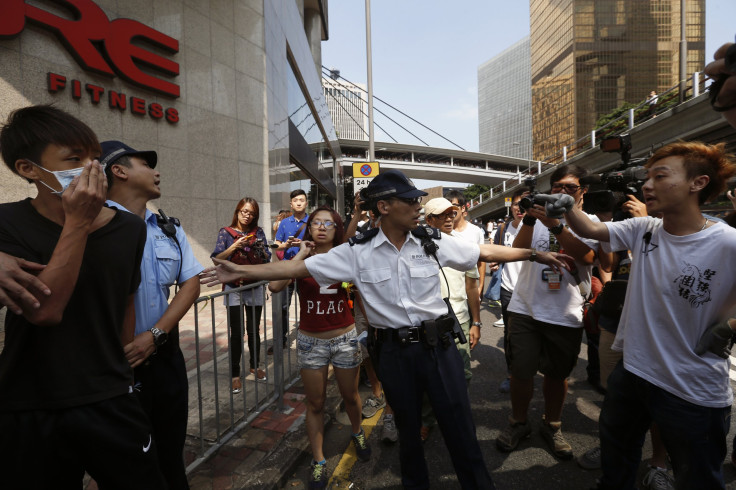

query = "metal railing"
468;72;709;212
184;281;302;474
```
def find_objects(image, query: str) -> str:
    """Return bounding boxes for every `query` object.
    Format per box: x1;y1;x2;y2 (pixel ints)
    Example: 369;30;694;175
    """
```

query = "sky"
321;0;736;154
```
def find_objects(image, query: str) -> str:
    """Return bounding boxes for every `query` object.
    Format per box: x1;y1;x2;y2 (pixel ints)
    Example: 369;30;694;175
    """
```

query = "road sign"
505;197;512;207
352;162;380;193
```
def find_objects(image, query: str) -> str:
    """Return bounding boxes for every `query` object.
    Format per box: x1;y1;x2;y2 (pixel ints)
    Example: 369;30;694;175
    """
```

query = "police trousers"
377;335;495;490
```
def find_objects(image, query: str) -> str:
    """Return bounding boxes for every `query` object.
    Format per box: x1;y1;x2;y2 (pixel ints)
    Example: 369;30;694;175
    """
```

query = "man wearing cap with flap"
102;140;203;489
201;169;573;489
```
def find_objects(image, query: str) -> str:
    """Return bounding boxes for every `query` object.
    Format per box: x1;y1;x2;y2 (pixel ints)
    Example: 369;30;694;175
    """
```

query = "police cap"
361;169;428;201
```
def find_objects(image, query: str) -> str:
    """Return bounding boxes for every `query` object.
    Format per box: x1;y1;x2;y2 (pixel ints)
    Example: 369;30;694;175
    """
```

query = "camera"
518;177;546;211
583;134;649;219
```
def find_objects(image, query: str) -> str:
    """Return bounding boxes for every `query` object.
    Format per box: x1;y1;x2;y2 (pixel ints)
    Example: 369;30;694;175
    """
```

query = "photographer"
497;164;599;460
557;141;736;489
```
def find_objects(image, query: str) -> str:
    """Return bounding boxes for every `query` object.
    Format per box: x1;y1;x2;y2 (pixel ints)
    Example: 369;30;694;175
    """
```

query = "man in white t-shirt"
557;141;736;489
445;190;486;304
496;164;598;460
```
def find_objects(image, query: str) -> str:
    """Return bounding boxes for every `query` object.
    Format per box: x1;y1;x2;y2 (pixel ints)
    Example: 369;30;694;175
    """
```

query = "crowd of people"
0;40;735;490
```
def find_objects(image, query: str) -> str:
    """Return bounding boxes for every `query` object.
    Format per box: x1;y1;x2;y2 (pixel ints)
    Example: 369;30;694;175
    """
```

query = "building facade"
478;37;532;161
0;0;340;267
323;73;368;141
530;0;705;160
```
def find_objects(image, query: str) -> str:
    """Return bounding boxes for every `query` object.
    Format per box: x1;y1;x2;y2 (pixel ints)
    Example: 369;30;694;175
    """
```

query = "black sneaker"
351;428;372;461
308;461;327;489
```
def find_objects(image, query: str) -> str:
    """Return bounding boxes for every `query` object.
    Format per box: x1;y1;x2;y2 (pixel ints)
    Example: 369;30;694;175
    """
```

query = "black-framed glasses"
310;219;336;229
550;183;582;193
431;210;457;220
239;210;255;216
392;196;422;205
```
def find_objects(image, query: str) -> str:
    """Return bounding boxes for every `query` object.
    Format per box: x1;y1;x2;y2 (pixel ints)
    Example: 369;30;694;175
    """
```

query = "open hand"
200;258;248;287
536;251;575;275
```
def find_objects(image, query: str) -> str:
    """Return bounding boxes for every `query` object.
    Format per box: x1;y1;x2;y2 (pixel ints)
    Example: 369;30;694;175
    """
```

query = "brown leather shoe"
250;368;267;380
231;377;242;394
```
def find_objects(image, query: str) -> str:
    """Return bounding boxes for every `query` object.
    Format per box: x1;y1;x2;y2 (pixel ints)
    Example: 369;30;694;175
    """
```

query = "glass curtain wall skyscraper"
478;37;532;161
530;0;705;160
323;74;369;141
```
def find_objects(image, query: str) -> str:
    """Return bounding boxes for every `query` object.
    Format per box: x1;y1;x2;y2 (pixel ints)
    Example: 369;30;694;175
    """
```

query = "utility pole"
679;0;687;103
365;0;375;161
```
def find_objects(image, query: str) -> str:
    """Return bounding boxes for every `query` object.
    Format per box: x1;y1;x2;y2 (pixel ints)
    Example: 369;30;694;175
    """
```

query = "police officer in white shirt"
201;170;574;489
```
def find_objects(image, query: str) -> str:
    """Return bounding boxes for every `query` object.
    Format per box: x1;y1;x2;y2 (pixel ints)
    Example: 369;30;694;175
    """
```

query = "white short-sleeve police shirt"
305;227;480;329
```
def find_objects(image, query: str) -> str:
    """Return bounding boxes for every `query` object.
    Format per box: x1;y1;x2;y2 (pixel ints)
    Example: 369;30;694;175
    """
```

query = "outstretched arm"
478;244;575;274
201;256;311;287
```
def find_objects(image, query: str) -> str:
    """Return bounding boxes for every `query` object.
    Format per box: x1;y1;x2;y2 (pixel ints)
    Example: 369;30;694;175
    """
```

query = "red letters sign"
0;0;180;98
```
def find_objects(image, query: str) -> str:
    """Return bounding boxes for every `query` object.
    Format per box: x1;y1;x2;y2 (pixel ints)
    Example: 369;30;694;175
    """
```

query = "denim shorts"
297;329;362;370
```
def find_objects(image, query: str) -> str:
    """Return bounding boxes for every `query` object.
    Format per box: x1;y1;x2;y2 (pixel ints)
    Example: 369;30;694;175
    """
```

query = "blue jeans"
599;363;730;489
484;264;503;301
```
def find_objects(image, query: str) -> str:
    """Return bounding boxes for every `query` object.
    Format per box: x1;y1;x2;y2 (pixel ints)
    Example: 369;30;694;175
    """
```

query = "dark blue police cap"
362;169;427;200
100;140;157;169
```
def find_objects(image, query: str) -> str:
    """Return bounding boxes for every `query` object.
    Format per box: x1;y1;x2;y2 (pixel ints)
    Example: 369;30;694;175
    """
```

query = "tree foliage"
463;184;490;200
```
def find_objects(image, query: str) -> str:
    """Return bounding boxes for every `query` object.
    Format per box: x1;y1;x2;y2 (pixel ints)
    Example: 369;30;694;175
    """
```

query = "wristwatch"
471;321;483;328
548;223;564;235
149;327;168;347
529;248;538;262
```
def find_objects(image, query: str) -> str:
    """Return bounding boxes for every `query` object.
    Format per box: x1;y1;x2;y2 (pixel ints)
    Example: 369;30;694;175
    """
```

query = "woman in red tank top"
269;206;370;487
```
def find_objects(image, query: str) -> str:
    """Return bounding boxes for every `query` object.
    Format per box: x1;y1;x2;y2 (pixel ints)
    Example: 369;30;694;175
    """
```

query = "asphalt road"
281;301;736;490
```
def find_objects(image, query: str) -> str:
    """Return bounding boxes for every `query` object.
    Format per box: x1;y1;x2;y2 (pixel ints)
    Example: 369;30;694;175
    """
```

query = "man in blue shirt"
102;141;203;489
272;189;309;352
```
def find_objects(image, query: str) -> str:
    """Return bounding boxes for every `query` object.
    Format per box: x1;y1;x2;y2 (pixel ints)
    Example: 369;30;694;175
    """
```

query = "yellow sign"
353;162;380;178
505;197;512;207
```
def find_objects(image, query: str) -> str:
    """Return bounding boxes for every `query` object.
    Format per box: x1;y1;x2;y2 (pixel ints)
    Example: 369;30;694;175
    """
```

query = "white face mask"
30;161;105;197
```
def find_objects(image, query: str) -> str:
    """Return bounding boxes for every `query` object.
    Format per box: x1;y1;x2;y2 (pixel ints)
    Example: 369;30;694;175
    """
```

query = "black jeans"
599;363;730;489
229;304;263;375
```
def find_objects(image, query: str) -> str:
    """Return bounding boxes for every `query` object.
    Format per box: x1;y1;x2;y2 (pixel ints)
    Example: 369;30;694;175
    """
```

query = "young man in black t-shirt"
0;105;165;488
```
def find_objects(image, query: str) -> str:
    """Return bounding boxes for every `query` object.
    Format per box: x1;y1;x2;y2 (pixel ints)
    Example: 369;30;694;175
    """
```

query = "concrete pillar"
304;7;322;76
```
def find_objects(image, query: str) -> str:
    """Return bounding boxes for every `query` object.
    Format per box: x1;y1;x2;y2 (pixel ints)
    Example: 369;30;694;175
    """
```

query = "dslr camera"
518;177;546;211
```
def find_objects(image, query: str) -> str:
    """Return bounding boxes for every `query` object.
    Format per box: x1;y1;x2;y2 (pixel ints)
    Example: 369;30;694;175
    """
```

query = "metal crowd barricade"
185;280;301;474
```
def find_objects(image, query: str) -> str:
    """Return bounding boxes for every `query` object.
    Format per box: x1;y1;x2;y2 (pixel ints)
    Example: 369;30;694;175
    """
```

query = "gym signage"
0;0;180;122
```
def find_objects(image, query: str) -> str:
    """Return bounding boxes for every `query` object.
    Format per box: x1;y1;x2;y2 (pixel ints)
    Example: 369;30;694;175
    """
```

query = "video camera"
518;177;547;211
582;134;649;219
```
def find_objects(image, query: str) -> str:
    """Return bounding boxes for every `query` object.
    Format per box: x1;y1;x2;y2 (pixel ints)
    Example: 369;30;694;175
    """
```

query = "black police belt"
376;314;459;349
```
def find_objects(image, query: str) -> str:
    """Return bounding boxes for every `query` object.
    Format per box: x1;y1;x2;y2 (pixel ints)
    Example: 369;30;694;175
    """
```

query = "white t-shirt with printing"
604;217;736;408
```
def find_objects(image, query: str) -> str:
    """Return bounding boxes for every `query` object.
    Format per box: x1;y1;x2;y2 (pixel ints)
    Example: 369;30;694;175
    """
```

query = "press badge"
541;268;561;291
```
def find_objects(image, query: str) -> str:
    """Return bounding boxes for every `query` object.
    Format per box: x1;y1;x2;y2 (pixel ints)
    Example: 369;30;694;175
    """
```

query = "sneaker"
540;416;573;460
496;416;531;452
493;318;505;327
488;300;502;308
498;377;511;393
351;428;371;461
231;377;242;394
250;368;267;381
308;461;328;489
381;414;398;443
361;393;386;418
642;466;674;490
577;446;601;470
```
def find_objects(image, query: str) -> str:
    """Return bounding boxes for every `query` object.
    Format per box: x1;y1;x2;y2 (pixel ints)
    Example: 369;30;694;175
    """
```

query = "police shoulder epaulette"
348;228;379;246
411;225;441;240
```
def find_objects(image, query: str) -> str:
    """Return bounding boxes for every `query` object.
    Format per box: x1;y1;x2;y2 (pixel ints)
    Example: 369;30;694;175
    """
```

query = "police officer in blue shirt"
202;170;573;489
102;141;204;490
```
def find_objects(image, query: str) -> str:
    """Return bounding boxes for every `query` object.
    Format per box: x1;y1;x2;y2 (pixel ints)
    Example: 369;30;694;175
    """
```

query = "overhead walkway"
467;92;736;221
317;139;530;186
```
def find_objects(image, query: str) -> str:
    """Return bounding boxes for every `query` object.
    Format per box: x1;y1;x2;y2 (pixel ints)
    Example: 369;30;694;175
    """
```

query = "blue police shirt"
106;200;204;335
275;213;309;260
